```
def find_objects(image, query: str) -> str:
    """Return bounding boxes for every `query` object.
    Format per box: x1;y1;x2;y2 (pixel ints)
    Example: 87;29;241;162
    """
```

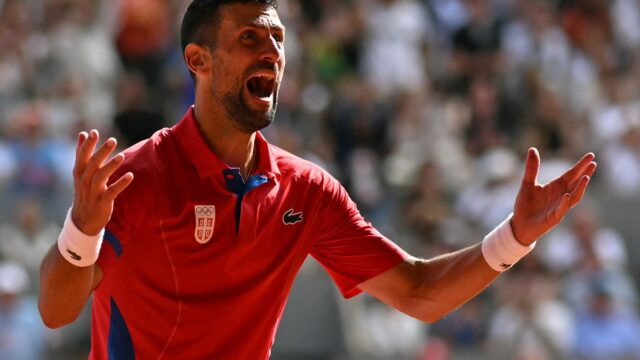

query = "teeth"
254;73;275;80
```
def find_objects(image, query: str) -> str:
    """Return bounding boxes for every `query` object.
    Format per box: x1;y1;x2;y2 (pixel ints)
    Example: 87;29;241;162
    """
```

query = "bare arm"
39;246;102;328
359;245;496;323
359;148;597;322
38;130;133;328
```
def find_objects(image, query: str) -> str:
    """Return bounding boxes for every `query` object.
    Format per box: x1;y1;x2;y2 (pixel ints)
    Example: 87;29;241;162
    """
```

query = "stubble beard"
213;81;278;134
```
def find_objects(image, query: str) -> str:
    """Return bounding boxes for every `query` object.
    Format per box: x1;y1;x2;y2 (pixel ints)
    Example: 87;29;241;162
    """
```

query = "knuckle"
96;166;114;183
94;166;106;179
85;160;99;177
80;172;94;189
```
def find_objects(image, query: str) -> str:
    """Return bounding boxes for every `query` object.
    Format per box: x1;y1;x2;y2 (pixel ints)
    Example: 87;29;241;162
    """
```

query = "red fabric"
89;108;408;359
562;5;612;51
115;0;171;57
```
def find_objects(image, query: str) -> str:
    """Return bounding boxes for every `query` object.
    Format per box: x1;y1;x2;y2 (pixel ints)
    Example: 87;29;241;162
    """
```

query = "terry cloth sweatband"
481;214;535;272
57;209;104;267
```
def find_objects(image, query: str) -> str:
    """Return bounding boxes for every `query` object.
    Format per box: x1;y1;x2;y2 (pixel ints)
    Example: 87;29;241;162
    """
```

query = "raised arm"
359;148;597;322
39;130;133;328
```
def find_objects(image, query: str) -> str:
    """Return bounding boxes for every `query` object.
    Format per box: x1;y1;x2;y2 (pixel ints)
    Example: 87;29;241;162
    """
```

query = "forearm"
359;243;500;323
361;217;535;323
38;244;98;328
407;244;498;322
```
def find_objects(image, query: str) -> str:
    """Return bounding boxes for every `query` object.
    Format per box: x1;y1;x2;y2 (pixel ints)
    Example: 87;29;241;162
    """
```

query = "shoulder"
109;127;176;202
267;144;352;213
116;127;174;179
269;144;341;192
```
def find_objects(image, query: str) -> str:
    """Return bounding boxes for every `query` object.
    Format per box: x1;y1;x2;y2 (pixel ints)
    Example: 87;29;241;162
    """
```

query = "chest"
124;175;316;298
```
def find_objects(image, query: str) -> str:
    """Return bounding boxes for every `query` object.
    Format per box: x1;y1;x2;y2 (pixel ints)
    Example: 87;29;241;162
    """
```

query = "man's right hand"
71;130;133;235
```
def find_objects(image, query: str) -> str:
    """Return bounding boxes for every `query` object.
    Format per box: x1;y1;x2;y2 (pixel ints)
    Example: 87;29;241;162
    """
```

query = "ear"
184;44;212;79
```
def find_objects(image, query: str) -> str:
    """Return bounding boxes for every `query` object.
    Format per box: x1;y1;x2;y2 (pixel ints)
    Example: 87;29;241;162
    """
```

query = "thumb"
522;147;540;186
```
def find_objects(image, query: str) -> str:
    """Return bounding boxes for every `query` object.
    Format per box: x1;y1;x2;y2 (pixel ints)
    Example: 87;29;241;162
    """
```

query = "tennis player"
39;1;597;358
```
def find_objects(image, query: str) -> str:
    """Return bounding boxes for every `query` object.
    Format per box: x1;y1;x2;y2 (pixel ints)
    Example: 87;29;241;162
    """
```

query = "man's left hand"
510;148;597;246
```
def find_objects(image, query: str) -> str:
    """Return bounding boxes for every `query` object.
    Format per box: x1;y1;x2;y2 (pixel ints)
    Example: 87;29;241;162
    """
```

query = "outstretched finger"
75;130;99;177
104;172;134;201
91;153;126;193
522;147;540;186
82;138;118;180
562;152;595;186
77;131;88;148
567;161;597;190
568;175;591;209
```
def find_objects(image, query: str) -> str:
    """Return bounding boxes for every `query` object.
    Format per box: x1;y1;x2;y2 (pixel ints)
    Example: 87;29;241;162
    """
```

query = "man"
38;1;597;359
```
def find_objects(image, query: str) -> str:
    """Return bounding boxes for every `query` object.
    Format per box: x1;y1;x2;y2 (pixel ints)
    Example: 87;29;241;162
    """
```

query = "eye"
240;31;257;43
273;33;284;43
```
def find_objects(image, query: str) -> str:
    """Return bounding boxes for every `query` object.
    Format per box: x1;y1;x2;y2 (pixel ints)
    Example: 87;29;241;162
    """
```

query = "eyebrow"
239;19;286;33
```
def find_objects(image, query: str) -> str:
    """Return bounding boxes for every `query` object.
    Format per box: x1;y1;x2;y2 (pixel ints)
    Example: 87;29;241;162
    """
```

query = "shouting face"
205;3;286;133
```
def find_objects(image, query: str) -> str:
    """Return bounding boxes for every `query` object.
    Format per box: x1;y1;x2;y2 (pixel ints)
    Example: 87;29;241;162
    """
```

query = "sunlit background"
0;0;639;359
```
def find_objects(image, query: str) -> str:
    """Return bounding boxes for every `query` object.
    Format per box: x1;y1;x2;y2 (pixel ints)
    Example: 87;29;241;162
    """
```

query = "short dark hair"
180;0;278;53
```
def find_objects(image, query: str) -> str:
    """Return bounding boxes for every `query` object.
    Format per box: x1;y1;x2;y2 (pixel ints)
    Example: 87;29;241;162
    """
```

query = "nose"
259;36;283;64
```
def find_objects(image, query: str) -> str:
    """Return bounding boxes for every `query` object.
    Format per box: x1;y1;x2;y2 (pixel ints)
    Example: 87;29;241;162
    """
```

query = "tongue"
248;77;273;98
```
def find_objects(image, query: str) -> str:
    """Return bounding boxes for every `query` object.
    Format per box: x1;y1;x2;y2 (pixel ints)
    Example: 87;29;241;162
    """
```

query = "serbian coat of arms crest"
194;205;215;244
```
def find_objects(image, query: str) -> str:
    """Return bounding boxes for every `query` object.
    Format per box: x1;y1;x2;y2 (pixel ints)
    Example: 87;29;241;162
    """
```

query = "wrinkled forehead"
219;3;284;31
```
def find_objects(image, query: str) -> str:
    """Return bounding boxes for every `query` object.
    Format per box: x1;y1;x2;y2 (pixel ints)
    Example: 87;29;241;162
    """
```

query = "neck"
193;102;257;180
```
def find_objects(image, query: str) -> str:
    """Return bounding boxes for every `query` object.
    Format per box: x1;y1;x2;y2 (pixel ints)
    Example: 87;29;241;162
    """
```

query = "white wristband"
481;214;535;272
57;210;104;267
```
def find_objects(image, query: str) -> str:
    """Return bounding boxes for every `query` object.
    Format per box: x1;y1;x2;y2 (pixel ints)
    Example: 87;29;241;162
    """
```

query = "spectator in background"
5;103;57;206
528;78;583;150
73;0;120;127
0;199;59;288
464;76;516;155
562;0;614;72
590;68;640;149
427;0;468;40
488;262;575;360
0;0;36;115
0;261;48;360
601;119;640;197
450;0;504;90
113;73;165;147
115;0;173;104
541;202;638;315
455;147;520;232
345;147;387;221
360;0;433;98
501;0;587;126
574;281;640;360
429;296;487;354
342;295;427;360
326;78;390;181
382;85;473;195
610;0;640;52
302;1;361;85
42;0;120;132
541;201;629;274
404;161;451;242
502;0;572;93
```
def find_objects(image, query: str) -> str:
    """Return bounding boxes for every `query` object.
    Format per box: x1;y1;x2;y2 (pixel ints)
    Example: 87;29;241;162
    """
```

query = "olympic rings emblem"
194;205;216;244
196;206;214;216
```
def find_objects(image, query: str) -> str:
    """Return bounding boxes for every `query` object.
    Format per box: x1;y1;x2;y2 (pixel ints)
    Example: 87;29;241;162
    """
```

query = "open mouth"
246;72;276;104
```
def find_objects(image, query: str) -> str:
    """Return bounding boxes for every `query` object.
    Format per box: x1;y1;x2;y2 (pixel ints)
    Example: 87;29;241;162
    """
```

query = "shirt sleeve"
310;174;410;298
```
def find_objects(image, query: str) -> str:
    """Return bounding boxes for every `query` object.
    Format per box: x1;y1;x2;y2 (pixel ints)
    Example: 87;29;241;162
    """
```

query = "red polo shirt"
89;108;408;359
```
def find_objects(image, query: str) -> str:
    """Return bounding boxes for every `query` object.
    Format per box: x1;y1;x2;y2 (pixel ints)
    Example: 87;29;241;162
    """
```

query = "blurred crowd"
0;0;639;359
